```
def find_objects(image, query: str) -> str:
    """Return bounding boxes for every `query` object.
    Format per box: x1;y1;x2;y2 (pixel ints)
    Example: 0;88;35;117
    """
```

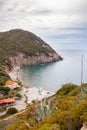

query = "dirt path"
0;108;27;121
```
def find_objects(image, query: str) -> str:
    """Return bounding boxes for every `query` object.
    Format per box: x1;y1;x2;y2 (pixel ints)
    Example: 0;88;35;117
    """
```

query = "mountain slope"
0;29;62;67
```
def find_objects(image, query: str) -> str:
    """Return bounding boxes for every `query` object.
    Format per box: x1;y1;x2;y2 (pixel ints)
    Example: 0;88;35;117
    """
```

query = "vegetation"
0;86;10;96
6;107;18;115
0;29;56;61
0;116;17;130
0;63;10;85
0;29;60;85
0;85;21;99
35;98;56;122
15;93;22;99
0;106;7;112
5;83;87;130
56;83;79;96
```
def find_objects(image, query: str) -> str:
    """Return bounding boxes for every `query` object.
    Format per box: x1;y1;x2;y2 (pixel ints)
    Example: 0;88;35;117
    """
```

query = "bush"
0;106;7;112
6;107;18;115
17;80;22;86
57;83;78;96
15;93;22;99
14;87;21;91
38;123;60;130
0;86;10;95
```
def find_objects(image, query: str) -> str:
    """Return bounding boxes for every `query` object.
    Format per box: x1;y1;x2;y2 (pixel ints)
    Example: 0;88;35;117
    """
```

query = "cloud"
0;0;87;45
29;9;52;15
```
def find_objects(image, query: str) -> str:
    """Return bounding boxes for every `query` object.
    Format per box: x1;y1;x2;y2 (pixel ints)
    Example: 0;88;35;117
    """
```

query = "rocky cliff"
0;29;62;68
8;51;62;67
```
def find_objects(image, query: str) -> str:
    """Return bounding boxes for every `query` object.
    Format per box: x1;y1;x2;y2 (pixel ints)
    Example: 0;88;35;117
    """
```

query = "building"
0;98;16;106
5;80;19;90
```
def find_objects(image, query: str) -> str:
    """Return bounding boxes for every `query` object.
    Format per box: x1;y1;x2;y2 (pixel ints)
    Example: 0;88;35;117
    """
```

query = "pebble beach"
8;66;56;111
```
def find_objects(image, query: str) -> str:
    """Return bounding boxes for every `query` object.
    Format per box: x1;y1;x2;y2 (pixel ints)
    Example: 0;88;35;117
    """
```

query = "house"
5;80;19;90
0;98;16;106
0;100;4;106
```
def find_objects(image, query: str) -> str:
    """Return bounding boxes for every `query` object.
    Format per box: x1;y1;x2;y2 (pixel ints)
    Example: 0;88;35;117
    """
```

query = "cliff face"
7;51;62;67
0;29;62;68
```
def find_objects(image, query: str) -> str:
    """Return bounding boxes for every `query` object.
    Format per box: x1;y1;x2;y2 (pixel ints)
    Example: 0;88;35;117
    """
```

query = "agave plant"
75;88;87;103
83;87;87;94
35;98;57;122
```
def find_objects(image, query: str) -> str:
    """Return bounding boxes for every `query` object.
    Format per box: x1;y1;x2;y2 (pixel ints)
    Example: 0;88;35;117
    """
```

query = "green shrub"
38;123;60;130
57;83;78;96
35;98;56;122
69;87;80;96
0;86;10;95
17;80;22;86
15;93;22;99
0;106;7;112
6;107;18;115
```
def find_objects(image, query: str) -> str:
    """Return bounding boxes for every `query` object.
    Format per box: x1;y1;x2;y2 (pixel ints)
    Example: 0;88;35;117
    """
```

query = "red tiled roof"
4;98;15;103
0;98;15;105
0;100;4;105
5;80;17;85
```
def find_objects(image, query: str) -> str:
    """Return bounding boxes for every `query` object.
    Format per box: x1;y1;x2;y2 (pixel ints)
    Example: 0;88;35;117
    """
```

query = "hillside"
0;29;62;67
1;83;87;130
0;29;62;84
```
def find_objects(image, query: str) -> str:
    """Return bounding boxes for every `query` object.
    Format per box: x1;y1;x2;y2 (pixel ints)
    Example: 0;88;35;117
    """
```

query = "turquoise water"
19;49;87;91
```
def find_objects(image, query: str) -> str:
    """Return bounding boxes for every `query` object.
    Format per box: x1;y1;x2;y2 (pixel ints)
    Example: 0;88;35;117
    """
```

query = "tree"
6;107;18;115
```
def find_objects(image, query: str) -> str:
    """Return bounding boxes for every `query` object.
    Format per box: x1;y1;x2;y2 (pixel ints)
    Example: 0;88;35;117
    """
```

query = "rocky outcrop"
80;122;87;130
0;29;62;68
7;51;62;67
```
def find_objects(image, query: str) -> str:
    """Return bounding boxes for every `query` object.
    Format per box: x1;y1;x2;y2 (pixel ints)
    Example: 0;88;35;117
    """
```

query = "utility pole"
81;54;83;92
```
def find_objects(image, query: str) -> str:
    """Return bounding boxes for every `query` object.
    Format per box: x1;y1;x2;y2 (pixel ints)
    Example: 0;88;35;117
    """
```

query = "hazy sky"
0;0;87;49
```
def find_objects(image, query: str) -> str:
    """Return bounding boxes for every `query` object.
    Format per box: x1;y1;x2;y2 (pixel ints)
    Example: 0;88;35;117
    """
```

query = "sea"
19;43;87;92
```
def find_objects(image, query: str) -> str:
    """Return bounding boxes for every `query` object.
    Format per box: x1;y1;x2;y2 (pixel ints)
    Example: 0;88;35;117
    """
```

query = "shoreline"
8;66;20;81
8;66;56;111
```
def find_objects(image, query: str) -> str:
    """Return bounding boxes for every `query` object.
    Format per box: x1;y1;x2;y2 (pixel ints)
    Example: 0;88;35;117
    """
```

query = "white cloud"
0;0;87;44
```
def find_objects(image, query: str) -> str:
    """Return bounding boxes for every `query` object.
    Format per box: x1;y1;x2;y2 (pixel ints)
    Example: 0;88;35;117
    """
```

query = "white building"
5;80;19;89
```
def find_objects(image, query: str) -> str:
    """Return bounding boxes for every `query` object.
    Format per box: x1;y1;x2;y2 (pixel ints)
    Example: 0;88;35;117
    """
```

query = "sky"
0;0;87;49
